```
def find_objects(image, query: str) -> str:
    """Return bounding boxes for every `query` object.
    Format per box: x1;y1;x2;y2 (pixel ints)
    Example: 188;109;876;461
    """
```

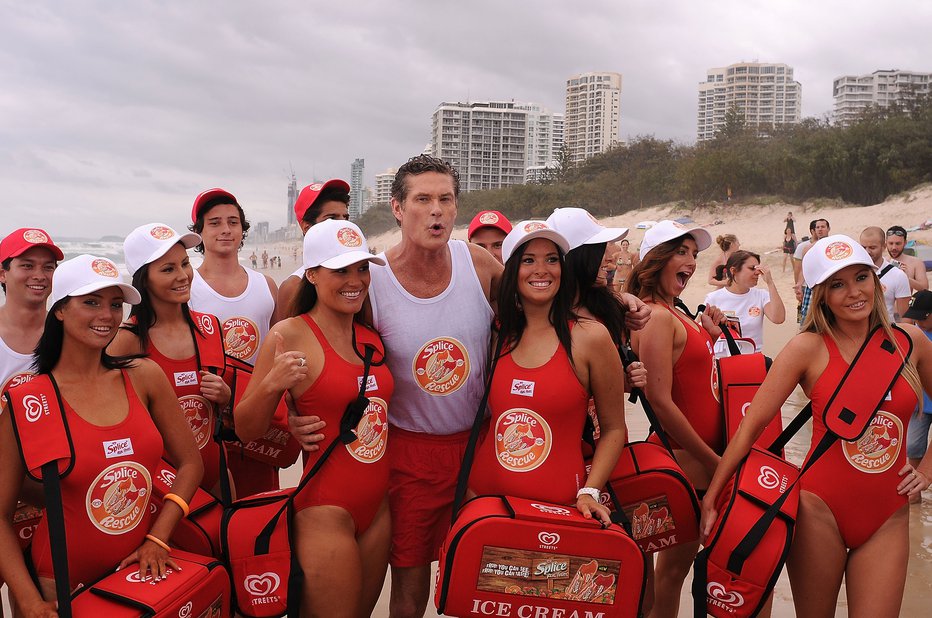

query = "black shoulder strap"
878;264;895;280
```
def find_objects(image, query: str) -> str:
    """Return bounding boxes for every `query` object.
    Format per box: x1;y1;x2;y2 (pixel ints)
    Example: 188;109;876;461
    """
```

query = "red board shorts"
388;426;470;568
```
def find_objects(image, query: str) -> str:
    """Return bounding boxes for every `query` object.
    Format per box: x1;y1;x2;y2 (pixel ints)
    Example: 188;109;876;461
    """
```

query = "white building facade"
833;69;931;126
697;62;801;141
374;169;395;208
564;72;621;164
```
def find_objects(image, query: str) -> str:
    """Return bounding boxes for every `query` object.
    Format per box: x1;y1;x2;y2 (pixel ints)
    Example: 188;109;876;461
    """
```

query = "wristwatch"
576;487;601;502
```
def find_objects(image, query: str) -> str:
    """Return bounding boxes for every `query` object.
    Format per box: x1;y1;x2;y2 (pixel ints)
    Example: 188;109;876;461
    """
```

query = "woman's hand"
618;293;651;331
897;464;930;499
199;371;231;408
118;538;179;583
576;494;612;527
20;600;59;618
699;304;725;339
699;493;720;545
264;332;309;393
756;264;774;286
624;361;648;391
287;397;327;452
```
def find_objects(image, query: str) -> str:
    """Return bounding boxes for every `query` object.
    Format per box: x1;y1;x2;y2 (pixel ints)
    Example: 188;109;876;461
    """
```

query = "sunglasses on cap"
886;229;906;238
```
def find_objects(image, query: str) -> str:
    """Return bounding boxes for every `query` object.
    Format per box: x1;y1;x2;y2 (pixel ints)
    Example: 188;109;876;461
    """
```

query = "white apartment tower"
833;69;931;126
564;72;621;164
697;62;802;141
374;168;396;208
431;101;561;192
349;158;365;219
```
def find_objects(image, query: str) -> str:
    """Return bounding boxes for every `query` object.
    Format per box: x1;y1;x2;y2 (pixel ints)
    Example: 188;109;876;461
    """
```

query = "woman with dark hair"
627;220;725;618
468;221;627;523
704;249;786;353
0;255;202;617
782;226;797;272
708;233;740;288
701;235;932;617
109;223;231;496
234;220;393;617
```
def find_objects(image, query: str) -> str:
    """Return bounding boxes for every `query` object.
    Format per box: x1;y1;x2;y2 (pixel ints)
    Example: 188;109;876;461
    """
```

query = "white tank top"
369;240;494;435
0;334;35;396
189;268;274;365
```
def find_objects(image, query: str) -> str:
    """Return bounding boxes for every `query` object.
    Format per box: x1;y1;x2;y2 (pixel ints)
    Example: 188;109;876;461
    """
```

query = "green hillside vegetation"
358;95;932;236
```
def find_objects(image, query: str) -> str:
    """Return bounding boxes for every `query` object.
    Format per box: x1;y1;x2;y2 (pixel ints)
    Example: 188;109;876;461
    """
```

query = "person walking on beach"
781;227;797;273
886;225;929;292
861;226;911;322
466;210;511;264
784;210;795;234
701;235;932;618
613;238;638;293
187;188;280;496
795;218;831;325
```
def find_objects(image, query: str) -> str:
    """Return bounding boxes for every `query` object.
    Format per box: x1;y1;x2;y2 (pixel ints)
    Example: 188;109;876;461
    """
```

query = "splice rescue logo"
23;229;51;244
844;410;902;473
824;241;853;261
86;461;151;534
479;212;500;225
2;371;35;395
412;337;469;396
179;394;213;449
92;258;120;278
346;397;388;463
223;316;259;361
336;227;363;247
494;408;551;472
149;225;175;240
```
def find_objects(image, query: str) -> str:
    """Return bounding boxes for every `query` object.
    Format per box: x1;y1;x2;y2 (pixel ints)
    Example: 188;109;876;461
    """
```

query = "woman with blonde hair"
701;235;932;617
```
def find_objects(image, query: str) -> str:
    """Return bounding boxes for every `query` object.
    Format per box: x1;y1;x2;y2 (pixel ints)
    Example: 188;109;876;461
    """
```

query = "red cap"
294;179;351;221
191;188;239;222
0;228;64;262
468;211;512;240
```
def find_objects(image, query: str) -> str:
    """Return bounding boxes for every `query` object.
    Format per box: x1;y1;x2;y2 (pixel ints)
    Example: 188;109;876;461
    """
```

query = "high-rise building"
697;62;802;141
431;100;562;192
564;72;621;164
349;158;365;219
833;69;931;126
374;169;396;208
286;172;298;226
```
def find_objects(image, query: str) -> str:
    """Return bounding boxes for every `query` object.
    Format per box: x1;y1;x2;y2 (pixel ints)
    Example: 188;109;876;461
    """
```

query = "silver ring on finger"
297;357;306;368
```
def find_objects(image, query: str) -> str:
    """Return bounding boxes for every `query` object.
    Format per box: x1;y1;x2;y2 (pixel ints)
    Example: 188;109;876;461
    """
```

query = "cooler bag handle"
719;320;744;357
618;345;677;456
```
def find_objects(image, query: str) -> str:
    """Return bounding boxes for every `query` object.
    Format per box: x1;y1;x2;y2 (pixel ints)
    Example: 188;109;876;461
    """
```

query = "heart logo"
757;465;780;491
198;315;215;335
244;572;281;596
22;395;45;423
707;582;745;607
538;531;561;546
178;601;193;618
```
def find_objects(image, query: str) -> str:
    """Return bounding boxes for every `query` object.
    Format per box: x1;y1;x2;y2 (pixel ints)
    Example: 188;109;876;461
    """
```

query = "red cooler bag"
435;495;646;618
595;441;700;554
13;501;43;550
693;448;799;618
69;549;230;617
717;353;783;451
151;459;223;557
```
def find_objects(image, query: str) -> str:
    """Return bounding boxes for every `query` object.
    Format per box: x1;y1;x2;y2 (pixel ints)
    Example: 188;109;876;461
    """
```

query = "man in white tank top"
186;188;280;497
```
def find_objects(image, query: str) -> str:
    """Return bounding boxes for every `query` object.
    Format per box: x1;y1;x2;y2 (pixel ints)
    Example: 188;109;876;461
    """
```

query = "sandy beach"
5;188;931;616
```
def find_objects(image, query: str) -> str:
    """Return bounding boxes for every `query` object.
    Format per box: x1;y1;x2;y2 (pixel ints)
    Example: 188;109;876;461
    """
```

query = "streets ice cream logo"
23;229;50;244
2;371;35;395
844;410;902;474
757;465;789;493
223;316;259;360
494;408;551;472
537;531;561;548
336;227;362;248
179;395;213;449
412;337;469;396
86;461;151;535
531;503;572;516
92;258;119;278
21;393;50;423
707;582;745;612
149;225;175;240
478;212;500;225
196;313;216;336
244;572;281;606
710;360;720;403
346;397;388;463
824;241;853;261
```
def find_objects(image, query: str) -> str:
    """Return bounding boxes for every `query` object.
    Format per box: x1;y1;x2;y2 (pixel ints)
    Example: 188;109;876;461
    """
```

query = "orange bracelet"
145;534;172;554
163;493;190;518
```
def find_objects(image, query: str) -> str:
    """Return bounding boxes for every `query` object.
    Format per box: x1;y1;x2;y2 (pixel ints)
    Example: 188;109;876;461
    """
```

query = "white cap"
546;207;628;250
303;219;386;269
123;223;201;276
50;254;141;307
803;234;876;287
639;220;713;260
501;220;571;264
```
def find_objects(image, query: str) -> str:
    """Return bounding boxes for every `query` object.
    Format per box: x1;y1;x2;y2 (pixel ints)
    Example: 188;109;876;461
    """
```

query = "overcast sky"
2;1;930;238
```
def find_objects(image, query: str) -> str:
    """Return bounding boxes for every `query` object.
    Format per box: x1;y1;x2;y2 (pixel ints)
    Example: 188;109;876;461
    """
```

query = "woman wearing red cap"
701;235;932;617
235;220;393;617
627;220;725;618
0;255;202;618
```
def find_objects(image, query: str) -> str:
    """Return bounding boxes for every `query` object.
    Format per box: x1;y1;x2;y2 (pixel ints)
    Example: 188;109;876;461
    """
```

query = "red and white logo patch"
23;229;50;244
412;337;469;396
844;410;902;473
91;258;119;278
149;226;175;240
748;306;761;317
824;241;853;261
346;397;388;463
478;212;500;225
86;461;151;535
2;371;35;394
179;394;213;449
222;316;259;360
522;222;548;233
510;379;535;397
494;408;552;472
196;314;215;336
336;227;363;248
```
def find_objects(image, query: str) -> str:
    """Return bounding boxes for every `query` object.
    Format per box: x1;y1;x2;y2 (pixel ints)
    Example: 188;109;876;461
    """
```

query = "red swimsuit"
650;302;724;454
292;316;394;534
31;371;163;587
469;341;590;504
800;335;917;549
